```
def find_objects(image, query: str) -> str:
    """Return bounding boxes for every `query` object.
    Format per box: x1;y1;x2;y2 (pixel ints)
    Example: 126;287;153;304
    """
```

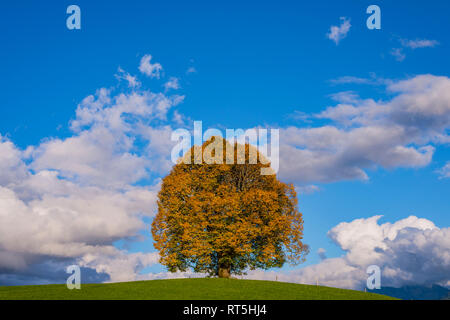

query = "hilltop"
0;278;397;300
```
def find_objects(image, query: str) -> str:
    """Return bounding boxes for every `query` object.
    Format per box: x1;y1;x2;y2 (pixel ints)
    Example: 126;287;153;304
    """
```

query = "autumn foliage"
151;137;309;278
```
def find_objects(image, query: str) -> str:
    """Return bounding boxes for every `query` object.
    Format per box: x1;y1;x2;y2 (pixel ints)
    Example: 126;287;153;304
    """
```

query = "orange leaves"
151;138;308;276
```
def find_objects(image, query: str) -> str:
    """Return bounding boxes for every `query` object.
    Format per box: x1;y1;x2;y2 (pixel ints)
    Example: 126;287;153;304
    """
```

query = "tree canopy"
151;137;308;278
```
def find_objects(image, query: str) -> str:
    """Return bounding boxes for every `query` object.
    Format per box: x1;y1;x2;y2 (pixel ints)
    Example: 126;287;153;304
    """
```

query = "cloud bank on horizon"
247;215;450;289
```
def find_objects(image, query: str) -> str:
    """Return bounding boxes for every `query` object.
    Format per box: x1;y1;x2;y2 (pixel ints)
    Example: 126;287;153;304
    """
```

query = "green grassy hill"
0;278;397;300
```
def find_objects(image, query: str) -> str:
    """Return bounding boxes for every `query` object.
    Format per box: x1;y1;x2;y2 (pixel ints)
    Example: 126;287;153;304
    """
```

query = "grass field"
0;278;397;300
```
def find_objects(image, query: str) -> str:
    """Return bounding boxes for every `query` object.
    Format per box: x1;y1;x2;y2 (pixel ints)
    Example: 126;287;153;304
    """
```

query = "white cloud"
0;136;29;187
327;17;351;45
278;126;434;183
186;66;197;74
30;87;183;188
139;54;163;79
391;48;406;62
438;162;450;179
0;183;158;270
30;128;148;188
329;74;391;86
116;67;140;88
79;251;160;283
139;125;178;174
400;38;439;49
164;77;180;91
296;185;320;195
278;75;450;184
390;38;439;61
172;110;185;125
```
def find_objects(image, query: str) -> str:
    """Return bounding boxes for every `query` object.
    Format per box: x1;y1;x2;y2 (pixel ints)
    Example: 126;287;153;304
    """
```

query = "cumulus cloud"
327;17;351;45
296;185;320;195
246;216;450;290
0;164;160;283
29;87;183;188
278;75;450;184
0;55;185;285
116;67;140;88
79;251;160;283
139;54;163;79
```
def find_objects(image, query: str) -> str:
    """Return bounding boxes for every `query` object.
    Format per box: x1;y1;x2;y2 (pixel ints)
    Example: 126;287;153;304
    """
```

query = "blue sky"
0;1;449;288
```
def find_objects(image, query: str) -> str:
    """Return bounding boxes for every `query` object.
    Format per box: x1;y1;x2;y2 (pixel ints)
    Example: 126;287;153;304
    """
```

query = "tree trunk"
218;264;231;278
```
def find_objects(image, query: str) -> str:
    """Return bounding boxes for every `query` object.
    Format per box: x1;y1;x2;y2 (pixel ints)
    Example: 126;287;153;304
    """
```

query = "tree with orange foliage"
151;137;308;278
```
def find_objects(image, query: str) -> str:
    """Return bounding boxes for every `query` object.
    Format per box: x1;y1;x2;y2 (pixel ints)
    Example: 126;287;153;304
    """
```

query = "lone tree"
152;137;308;278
